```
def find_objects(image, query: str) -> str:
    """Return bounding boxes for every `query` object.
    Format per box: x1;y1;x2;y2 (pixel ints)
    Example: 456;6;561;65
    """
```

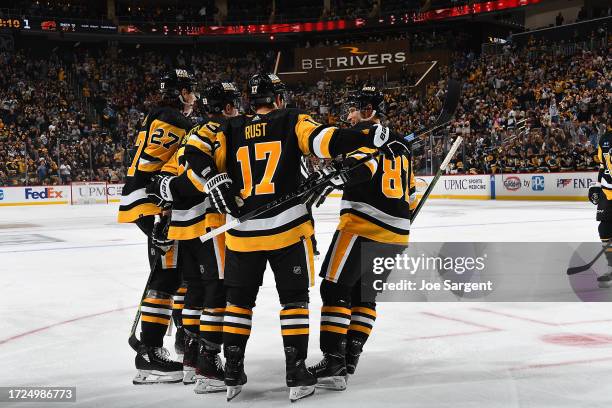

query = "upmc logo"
25;187;63;199
531;176;545;191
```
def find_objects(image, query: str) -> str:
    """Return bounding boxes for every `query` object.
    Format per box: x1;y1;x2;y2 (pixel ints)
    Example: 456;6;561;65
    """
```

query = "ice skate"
308;353;347;391
194;344;226;393
133;345;183;384
598;271;612;288
182;331;198;384
174;325;185;358
346;338;364;375
224;346;247;401
285;347;316;401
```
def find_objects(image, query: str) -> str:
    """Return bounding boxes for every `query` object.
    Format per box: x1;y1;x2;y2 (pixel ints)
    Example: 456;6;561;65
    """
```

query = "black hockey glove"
204;173;242;217
146;175;175;208
589;184;602;205
370;124;409;159
152;214;173;255
303;163;344;208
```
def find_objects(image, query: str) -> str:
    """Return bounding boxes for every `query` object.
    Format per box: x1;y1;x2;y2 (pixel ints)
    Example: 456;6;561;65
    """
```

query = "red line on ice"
0;305;136;346
473;307;612;326
513;355;612;370
421;311;502;331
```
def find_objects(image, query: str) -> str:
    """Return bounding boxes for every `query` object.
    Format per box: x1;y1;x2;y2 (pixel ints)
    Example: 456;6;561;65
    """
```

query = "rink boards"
0;172;597;206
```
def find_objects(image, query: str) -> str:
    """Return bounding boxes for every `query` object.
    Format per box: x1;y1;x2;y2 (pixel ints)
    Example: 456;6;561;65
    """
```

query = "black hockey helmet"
355;85;386;118
339;91;359;123
202;81;241;114
247;73;286;109
160;68;198;101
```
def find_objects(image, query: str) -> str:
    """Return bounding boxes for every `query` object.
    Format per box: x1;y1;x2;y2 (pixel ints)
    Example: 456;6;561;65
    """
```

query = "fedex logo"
25;187;63;199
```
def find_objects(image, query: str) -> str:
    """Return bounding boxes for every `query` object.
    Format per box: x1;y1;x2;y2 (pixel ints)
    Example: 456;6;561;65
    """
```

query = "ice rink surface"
2;199;612;408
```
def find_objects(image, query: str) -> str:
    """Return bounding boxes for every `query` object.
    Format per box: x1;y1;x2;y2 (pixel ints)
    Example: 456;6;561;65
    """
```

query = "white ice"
1;199;611;408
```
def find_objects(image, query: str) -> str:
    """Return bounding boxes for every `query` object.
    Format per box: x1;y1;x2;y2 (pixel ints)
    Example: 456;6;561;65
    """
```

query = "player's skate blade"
598;273;612;288
133;370;183;384
183;367;196;384
194;378;226;393
289;385;315;402
226;385;242;401
315;376;347;390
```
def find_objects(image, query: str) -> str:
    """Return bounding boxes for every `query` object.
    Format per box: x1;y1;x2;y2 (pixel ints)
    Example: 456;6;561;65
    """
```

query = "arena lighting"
11;0;540;36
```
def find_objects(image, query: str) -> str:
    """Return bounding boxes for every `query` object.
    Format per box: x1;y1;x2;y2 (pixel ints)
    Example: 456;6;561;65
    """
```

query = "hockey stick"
128;214;171;351
404;79;461;148
411;136;464;221
128;239;159;352
567;241;612;275
198;153;377;243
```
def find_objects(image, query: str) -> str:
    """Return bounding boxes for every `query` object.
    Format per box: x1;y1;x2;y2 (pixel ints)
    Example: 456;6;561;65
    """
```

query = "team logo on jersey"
531;175;545;191
293;266;302;275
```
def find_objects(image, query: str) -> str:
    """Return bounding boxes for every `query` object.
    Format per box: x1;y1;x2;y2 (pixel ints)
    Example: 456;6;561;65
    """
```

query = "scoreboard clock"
0;18;25;29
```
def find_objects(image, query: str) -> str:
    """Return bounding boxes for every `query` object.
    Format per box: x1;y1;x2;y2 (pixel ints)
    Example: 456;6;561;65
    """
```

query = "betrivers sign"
295;39;408;73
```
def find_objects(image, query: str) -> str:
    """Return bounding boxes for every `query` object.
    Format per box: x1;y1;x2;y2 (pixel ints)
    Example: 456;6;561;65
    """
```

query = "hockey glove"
370;123;409;159
204;173;242;217
146;175;175;208
303;164;343;208
589;184;602;205
152;214;174;255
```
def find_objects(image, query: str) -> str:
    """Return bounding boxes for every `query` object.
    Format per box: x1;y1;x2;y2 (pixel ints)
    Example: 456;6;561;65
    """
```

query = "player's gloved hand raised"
152;214;173;255
146;175;175;208
589;184;602;205
204;173;242;217
370;124;409;159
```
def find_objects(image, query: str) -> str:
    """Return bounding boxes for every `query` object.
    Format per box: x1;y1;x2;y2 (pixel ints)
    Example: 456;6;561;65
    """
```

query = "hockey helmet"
202;81;241;114
247;73;287;108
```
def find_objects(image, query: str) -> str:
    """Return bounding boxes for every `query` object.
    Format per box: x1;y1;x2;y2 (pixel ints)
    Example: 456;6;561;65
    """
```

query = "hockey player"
146;81;241;391
163;73;409;402
589;127;612;287
117;68;197;384
308;86;417;390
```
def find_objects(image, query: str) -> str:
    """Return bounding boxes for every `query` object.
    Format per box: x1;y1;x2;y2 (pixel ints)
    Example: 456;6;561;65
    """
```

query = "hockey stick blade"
566;241;612;275
403;79;461;144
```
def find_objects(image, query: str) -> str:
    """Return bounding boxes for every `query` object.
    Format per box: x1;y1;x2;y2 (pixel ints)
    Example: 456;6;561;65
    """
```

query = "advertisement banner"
106;184;124;203
0;185;70;206
415;174;490;199
495;172;596;200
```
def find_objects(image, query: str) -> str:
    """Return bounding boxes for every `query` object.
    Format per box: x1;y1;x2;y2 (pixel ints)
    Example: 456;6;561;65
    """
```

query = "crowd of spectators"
0;49;126;186
0;29;609;187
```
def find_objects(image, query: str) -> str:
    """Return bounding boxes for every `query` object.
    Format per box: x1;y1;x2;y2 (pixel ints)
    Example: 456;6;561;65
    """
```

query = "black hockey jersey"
161;119;226;240
206;108;379;252
597;131;612;200
118;106;192;223
339;121;417;244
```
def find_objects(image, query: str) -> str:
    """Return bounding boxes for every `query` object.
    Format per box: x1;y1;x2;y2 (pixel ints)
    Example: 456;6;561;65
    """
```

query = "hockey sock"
172;285;187;329
200;307;225;345
280;303;309;360
182;307;201;336
319;303;351;354
140;290;173;347
223;305;252;351
347;305;377;345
